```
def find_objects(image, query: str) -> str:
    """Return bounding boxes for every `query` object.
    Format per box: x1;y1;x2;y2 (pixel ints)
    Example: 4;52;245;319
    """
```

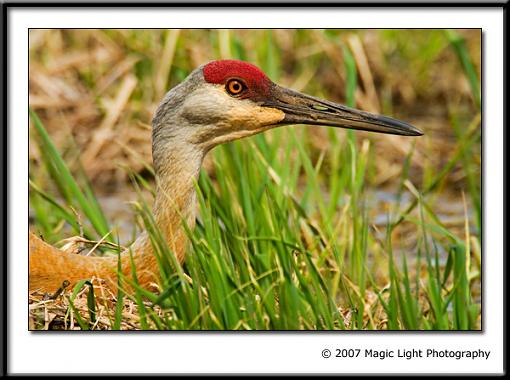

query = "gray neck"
144;67;207;260
150;130;205;258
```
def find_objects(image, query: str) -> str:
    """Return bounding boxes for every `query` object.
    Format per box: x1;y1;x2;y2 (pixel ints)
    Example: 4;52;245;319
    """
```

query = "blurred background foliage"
29;29;480;190
29;29;481;330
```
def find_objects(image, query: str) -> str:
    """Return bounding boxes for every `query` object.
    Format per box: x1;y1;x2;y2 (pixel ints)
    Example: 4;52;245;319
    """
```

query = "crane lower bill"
279;113;423;136
294;116;424;136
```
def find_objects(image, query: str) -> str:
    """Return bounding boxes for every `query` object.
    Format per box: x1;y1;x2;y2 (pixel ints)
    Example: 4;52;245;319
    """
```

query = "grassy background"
29;29;481;330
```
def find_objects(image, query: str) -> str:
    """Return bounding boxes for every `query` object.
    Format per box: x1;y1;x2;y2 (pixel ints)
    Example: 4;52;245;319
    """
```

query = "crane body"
29;60;422;293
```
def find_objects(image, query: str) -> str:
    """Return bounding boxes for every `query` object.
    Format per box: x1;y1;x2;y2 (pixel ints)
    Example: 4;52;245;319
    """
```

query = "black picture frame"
1;0;506;376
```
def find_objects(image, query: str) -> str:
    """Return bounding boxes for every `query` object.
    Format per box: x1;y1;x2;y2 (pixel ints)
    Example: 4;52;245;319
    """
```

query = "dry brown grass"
29;29;480;190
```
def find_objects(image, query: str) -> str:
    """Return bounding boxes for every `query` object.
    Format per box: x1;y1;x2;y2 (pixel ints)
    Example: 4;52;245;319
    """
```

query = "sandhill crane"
29;59;422;293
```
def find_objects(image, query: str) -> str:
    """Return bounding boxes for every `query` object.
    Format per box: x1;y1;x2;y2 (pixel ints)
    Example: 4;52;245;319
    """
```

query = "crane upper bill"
264;85;423;137
283;112;424;136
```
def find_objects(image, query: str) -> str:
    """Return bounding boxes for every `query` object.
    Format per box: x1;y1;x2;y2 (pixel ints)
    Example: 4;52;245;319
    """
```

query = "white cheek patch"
179;86;231;124
180;84;285;148
183;85;285;126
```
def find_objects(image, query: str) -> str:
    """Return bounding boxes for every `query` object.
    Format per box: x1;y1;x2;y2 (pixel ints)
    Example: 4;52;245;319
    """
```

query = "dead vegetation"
29;29;480;190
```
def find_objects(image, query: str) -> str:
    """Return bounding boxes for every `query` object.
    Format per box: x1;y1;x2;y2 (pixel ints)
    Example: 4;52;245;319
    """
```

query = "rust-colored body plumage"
29;231;176;292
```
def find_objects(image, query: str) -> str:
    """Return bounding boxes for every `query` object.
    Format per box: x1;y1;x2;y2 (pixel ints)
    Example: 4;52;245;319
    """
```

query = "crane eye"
226;79;246;96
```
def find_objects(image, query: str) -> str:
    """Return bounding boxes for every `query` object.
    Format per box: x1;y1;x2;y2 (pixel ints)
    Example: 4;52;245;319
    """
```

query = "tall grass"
29;29;481;330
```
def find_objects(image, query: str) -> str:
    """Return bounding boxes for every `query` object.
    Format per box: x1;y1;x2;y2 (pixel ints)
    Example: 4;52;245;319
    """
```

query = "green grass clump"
29;109;480;330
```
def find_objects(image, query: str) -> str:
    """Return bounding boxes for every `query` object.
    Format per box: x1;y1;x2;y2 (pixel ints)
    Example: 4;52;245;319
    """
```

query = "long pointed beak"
264;85;423;136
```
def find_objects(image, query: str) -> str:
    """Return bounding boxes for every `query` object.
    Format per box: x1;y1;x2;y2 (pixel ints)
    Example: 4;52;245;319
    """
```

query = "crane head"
153;59;422;152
